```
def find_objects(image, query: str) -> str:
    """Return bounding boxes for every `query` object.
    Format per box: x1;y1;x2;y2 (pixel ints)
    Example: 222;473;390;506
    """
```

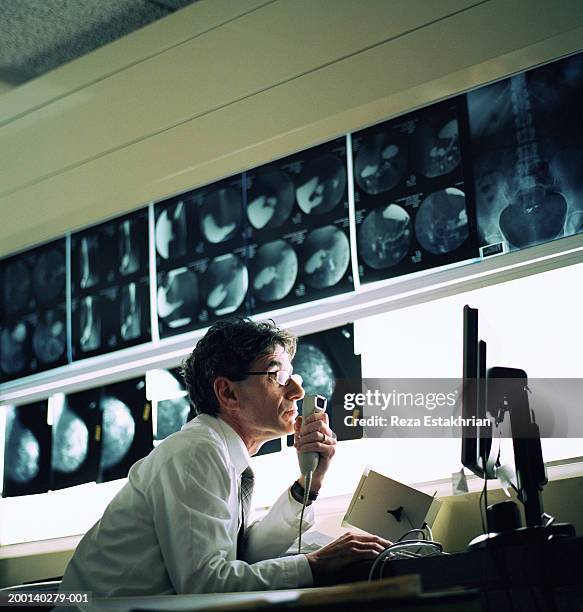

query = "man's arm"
149;440;312;593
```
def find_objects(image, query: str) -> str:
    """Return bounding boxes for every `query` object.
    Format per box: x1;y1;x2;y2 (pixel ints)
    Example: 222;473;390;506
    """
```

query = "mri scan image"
2;402;51;497
251;240;298;302
296;154;346;215
32;247;66;305
200;187;243;244
50;391;101;490
32;306;66;365
290;324;362;444
414;188;469;254
354;132;408;195
293;343;336;400
79;295;101;353
147;368;190;442
2;258;31;316
98;378;152;482
303;226;350;289
157;267;199;332
155;200;188;261
1;321;31;376
156;397;190;441
118;219;141;276
53;413;88;474
100;396;135;471
205;254;248;316
358;205;412;269
246;169;295;230
416;118;461;179
120;282;142;341
77;235;100;291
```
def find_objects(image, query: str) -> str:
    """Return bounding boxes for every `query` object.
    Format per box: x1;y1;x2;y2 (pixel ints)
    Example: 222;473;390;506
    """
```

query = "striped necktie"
237;466;254;559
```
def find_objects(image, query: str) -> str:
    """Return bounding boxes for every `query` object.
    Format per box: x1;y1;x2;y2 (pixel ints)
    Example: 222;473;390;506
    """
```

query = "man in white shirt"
60;318;388;596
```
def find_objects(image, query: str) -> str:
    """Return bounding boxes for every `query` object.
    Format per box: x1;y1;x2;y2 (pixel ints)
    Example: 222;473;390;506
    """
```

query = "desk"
71;575;482;612
364;533;583;611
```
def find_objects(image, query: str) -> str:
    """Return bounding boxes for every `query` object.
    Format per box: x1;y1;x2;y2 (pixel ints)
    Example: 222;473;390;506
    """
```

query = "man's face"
236;344;304;440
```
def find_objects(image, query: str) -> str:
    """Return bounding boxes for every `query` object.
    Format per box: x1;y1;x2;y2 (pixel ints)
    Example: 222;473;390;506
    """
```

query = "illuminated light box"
468;51;583;252
0;239;67;382
70;209;150;360
2;401;52;497
352;97;479;284
289;323;362;445
50;391;102;490
96;377;153;483
245;137;354;315
155;174;248;337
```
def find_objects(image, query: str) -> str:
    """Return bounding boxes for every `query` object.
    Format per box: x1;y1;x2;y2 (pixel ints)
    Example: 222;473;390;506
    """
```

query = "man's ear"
213;376;240;413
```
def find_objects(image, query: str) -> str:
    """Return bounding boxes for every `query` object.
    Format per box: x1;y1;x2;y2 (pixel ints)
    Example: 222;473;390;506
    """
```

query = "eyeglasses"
245;370;301;387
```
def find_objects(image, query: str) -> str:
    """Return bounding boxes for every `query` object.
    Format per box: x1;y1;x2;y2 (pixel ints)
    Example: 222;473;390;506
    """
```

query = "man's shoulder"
157;418;228;462
131;418;231;485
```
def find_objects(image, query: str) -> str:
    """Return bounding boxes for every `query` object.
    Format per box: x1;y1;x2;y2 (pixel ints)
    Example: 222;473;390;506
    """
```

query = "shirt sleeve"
243;487;315;564
147;440;313;593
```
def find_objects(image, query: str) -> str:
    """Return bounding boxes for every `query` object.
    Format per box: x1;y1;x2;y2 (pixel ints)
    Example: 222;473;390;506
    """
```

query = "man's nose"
286;374;305;400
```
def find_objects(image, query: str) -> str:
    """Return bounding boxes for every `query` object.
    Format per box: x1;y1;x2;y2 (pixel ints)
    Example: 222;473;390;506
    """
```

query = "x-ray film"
353;98;479;284
50;390;102;490
71;210;150;359
468;51;583;252
245;138;353;314
155;175;248;336
0;239;67;381
2;401;51;497
97;377;153;483
289;323;362;445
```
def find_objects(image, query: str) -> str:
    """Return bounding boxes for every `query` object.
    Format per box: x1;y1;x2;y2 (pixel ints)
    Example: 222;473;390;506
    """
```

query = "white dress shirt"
60;414;314;596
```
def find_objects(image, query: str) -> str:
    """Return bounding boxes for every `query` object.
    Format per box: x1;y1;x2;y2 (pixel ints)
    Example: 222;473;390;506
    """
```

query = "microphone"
298;394;327;475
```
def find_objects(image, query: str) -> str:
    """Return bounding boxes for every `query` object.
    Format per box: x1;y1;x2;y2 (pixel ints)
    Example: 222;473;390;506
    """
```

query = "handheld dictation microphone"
298;394;328;475
297;394;327;554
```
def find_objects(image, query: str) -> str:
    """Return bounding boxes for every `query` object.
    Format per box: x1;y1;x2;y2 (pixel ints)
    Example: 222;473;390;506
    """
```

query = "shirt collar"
185;413;251;476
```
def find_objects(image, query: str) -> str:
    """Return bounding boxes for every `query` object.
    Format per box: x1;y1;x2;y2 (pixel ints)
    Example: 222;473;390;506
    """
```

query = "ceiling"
0;0;199;93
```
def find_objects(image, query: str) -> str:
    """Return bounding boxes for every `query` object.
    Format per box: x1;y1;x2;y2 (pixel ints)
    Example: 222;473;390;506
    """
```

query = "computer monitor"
461;305;549;531
461;305;495;479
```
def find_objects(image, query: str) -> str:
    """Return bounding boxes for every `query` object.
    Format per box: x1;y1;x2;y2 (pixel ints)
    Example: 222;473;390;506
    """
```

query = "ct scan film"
50;390;102;490
245;138;354;314
155;175;248;337
468;51;583;253
353;97;479;284
146;367;190;442
0;239;67;382
2;402;52;497
71;209;150;360
96;377;153;483
290;323;362;445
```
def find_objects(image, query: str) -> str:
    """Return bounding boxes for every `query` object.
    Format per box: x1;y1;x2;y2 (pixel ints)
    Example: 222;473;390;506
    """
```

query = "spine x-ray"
468;51;583;251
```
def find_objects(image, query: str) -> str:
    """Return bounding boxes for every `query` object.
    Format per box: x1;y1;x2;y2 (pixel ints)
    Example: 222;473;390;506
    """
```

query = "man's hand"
305;532;391;584
294;412;337;492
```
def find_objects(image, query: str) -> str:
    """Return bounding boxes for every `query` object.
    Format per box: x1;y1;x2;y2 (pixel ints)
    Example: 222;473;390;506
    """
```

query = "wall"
1;0;583;587
2;0;583;257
